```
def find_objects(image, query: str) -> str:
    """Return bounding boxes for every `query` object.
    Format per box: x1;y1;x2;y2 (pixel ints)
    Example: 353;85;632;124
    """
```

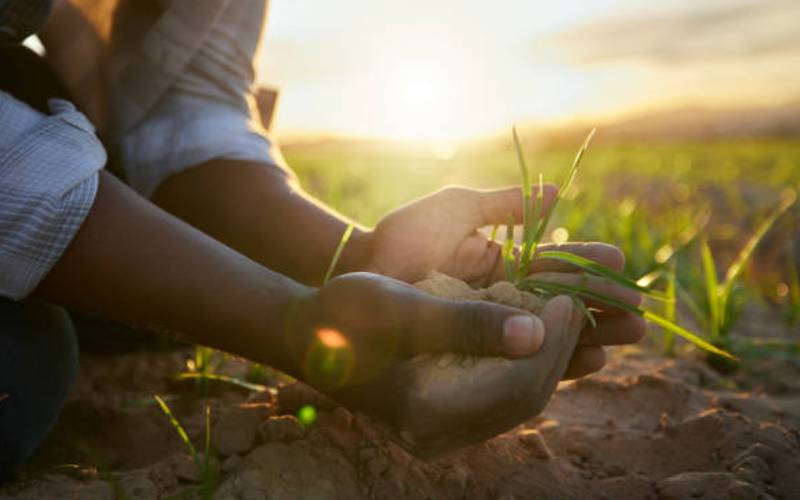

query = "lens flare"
302;328;356;388
297;404;317;427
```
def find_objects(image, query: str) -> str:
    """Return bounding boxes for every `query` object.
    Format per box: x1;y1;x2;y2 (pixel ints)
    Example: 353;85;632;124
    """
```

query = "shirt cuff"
0;93;105;299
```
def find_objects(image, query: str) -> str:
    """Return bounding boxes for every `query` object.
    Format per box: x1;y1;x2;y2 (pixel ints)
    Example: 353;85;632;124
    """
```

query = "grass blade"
529;128;596;257
323;223;354;284
502;214;516;281
513;126;535;279
700;239;721;339
177;371;267;392
520;278;736;360
154;395;200;468
663;263;677;356
536;250;661;297
719;190;796;309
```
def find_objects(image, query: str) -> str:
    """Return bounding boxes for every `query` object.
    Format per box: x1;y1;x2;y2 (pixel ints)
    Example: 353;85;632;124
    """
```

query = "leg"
0;299;79;481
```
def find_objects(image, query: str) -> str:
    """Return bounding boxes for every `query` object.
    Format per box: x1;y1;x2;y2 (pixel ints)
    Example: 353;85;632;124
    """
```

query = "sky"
258;0;800;142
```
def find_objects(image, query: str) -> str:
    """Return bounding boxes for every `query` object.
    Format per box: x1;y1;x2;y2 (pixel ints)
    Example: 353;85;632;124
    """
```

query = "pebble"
517;429;553;459
213;410;261;456
259;415;306;442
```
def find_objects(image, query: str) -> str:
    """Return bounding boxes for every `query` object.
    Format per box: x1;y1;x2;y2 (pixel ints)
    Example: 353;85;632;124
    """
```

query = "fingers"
529;242;626;273
525;271;642;313
467;184;558;227
536;295;585;373
417;298;546;359
578;313;646;347
562;346;607;379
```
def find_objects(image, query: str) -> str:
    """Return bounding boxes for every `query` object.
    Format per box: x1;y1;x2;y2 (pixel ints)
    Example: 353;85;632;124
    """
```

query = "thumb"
414;298;546;358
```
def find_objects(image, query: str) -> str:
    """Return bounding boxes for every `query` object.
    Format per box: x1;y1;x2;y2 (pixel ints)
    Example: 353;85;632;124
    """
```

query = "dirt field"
2;294;799;499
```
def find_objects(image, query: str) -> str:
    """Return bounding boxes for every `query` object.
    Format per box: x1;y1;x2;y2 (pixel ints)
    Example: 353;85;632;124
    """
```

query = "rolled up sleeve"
0;92;105;299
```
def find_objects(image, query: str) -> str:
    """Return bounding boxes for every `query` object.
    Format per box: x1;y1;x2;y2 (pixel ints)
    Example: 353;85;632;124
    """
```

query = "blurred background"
255;0;800;343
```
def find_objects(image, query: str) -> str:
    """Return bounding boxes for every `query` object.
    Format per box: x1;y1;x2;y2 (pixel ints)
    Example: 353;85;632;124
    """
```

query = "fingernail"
503;315;544;356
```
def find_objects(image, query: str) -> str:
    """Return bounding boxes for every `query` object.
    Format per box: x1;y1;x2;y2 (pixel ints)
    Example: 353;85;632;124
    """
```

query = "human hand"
282;272;548;390
363;185;645;380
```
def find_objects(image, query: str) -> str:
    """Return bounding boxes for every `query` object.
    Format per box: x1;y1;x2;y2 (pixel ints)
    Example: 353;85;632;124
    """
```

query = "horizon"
259;0;800;143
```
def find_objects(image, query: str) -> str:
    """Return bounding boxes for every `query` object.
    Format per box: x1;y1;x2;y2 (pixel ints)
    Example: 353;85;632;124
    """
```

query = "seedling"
678;190;797;368
154;395;218;499
505;128;735;360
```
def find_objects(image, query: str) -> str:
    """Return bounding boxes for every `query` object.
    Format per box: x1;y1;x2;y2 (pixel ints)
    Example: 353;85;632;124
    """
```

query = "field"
4;135;800;499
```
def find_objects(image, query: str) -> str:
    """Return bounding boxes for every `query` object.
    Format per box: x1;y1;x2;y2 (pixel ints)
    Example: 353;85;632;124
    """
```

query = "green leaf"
513;126;536;280
154;395;200;468
719;191;796;313
323;223;355;284
530;129;596;257
700;239;721;339
536;250;662;297
520;278;736;360
502;214;516;281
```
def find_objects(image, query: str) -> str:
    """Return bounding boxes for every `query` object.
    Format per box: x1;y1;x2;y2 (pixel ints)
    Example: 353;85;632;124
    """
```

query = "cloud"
546;0;800;64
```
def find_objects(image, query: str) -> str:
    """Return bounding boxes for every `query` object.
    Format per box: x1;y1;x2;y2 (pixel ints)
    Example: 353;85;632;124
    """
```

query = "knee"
0;298;79;480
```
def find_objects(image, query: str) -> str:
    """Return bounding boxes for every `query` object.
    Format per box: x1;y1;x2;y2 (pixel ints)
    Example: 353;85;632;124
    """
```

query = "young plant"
154;395;218;499
506;127;735;361
679;190;797;366
178;346;267;393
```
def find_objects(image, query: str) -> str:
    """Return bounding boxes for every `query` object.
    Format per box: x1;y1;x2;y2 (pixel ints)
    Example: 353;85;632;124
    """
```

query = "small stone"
259;415;306;442
657;471;763;500
173;454;201;483
440;465;469;497
358;446;378;462
213;410;261;456
221;454;242;473
518;429;553;459
486;281;523;308
81;481;116;500
367;456;391;476
118;472;159;500
732;455;771;484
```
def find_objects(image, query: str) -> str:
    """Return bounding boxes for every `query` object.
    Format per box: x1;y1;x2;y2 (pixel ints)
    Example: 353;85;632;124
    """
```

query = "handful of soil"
376;272;582;458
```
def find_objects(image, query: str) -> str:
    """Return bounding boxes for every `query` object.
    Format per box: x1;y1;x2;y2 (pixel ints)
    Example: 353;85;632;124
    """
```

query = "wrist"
338;226;377;275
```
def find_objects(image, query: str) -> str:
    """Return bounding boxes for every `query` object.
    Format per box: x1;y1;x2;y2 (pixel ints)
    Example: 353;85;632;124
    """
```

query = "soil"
2;272;800;499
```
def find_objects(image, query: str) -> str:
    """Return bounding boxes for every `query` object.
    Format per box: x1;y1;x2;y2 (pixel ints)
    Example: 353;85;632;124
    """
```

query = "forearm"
36;170;311;374
151;159;373;285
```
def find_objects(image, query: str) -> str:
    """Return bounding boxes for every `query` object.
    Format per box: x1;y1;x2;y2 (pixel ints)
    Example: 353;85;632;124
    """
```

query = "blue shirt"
0;0;284;300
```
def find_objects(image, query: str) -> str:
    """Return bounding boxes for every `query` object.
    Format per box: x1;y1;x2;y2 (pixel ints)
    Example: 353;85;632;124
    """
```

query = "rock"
414;272;483;301
221;454;242;473
440;465;469;498
214;469;269;500
485;281;523;308
657;471;764;500
173;454;201;483
212;410;261;456
732;455;772;485
119;471;159;500
219;441;361;499
517;429;553;459
81;481;116;500
258;415;306;442
367;456;391;476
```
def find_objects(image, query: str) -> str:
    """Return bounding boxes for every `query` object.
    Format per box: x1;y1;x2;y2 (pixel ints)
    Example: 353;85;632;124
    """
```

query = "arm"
37;170;311;375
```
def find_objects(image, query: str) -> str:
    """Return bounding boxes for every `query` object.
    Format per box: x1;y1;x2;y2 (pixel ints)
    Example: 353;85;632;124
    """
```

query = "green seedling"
505;128;735;360
785;235;800;327
154;395;218;499
678;190;797;369
323;223;354;284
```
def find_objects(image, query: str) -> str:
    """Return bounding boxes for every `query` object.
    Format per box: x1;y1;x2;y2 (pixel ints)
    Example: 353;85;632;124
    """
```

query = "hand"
282;273;584;457
282;272;548;390
363;185;645;380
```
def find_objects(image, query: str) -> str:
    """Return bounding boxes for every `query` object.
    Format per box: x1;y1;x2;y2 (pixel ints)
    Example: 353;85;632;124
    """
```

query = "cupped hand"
363;185;646;380
282;272;547;390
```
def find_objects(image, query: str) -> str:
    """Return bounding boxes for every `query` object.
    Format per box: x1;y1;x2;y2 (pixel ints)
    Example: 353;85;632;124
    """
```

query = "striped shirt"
0;0;284;300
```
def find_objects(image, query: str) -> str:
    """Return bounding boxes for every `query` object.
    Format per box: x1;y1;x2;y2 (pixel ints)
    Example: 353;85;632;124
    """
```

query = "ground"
2;288;798;499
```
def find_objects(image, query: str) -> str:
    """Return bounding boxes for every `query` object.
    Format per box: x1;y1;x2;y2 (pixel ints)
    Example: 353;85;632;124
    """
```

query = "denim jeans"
0;298;78;481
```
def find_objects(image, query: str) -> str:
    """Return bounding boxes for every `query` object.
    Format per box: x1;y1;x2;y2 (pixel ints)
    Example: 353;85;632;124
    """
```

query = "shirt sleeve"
0;92;105;300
